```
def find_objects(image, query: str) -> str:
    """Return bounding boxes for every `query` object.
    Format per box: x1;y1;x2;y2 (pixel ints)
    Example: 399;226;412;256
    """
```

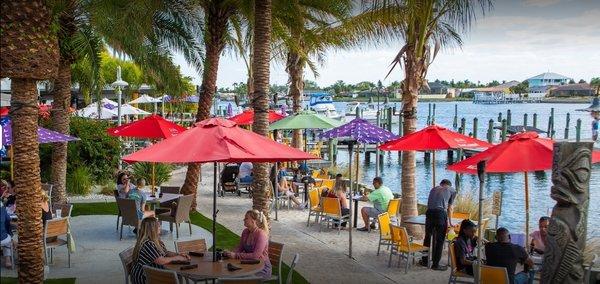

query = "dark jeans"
422;209;448;267
334;208;351;227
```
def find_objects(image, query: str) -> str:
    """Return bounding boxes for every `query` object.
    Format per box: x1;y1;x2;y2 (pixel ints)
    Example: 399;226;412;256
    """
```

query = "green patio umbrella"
268;110;343;130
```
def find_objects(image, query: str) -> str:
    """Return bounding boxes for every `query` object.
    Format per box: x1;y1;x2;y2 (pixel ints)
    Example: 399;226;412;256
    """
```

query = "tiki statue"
541;142;593;284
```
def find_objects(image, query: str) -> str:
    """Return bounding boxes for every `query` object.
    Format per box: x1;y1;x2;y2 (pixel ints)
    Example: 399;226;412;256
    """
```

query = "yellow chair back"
449;242;458;271
308;189;320;209
321;179;335;190
311;170;320;178
378;213;391;238
480;265;509;284
390;224;409;247
321;197;341;216
387;199;401;216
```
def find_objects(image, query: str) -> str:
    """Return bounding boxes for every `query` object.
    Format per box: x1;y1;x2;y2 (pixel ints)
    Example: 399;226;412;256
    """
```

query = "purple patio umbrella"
1;117;79;178
319;118;397;258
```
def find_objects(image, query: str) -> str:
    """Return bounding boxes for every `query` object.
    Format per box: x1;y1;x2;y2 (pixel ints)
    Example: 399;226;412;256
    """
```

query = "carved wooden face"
550;145;591;205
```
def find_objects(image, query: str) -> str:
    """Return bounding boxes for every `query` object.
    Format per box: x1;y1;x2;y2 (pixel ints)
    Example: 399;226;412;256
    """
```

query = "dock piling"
576;119;582;142
533;113;537;129
564;113;570;140
487;119;494;143
473;117;478;139
501;119;507;142
507;109;512;127
453;104;458;130
523;113;528;127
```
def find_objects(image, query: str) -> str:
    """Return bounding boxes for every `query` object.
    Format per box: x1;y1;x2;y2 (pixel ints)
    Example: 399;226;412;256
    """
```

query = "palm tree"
50;0;103;206
180;0;238;210
365;0;492;236
250;0;273;217
0;1;59;282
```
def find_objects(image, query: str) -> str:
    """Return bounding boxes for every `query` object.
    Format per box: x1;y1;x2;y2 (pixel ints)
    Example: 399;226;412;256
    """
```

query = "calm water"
219;100;599;237
333;101;600;238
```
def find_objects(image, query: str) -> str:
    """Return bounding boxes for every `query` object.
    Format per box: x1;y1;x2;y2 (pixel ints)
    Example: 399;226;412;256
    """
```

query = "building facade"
526;72;571;87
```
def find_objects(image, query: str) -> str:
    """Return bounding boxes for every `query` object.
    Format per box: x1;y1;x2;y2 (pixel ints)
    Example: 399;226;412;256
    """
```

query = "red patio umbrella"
228;109;285;126
123;117;317;261
107;114;186;139
378;124;493;187
447;131;600;241
108;114;186;193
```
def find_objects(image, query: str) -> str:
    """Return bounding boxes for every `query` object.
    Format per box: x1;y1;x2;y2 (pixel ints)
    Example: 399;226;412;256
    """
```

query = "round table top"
164;254;265;280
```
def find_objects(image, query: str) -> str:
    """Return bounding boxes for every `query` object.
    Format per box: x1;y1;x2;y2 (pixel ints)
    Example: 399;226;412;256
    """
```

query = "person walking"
420;179;457;270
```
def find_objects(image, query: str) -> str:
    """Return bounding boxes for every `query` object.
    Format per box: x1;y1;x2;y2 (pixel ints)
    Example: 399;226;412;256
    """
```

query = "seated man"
358;177;393;232
239;162;253;183
529;216;549;254
485;227;535;284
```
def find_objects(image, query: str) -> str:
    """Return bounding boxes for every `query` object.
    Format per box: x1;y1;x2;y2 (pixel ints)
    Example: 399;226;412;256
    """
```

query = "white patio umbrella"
128;94;161;113
74;105;117;119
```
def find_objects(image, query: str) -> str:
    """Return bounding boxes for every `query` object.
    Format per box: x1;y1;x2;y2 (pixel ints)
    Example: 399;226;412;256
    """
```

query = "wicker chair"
268;241;284;284
174;239;207;254
157;195;194;238
116;198;140;240
119;246;134;284
143;265;180;284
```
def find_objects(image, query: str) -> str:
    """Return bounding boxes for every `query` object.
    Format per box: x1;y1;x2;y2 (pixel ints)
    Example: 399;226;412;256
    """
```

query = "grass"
72;202;308;284
0;278;76;284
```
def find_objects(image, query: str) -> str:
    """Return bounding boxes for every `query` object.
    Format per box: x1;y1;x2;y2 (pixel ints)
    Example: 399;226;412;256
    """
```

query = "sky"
173;0;600;89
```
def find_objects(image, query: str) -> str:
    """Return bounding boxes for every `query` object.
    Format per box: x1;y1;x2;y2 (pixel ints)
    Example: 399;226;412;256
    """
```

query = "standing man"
421;179;457;270
358;177;394;232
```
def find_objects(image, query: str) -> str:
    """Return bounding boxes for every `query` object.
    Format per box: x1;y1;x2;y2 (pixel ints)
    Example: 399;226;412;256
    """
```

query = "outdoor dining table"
145;192;182;209
163;253;265;282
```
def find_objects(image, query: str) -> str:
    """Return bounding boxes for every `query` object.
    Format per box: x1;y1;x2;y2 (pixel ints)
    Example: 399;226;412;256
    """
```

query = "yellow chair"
369;199;401;232
309;141;323;157
480;265;509;284
448;242;475;284
377;213;392;256
389;225;429;273
319;197;349;234
306;189;323;227
320;179;335;191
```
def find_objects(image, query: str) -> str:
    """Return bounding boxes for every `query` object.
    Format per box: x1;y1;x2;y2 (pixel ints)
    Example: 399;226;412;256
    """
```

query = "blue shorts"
240;176;253;183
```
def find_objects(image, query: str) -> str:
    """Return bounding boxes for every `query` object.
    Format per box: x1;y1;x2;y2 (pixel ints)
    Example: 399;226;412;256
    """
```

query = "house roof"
474;80;520;92
549;83;593;92
526;72;571;81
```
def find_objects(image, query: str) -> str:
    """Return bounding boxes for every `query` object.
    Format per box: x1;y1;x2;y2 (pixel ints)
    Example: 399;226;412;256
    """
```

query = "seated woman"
529;216;549;254
117;172;136;198
41;191;52;225
1;180;16;208
130;217;191;284
333;179;350;228
0;205;13;269
453;219;478;275
224;210;272;280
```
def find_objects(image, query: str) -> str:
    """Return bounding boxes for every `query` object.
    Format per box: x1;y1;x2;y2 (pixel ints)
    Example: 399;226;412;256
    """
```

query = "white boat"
308;93;343;120
345;102;379;122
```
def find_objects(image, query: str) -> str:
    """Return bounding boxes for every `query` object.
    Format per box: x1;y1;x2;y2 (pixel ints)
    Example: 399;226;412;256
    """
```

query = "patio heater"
112;66;129;169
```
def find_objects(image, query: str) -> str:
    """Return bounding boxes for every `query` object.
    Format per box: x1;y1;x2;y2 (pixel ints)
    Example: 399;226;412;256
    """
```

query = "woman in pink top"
224;210;272;279
529;216;549;254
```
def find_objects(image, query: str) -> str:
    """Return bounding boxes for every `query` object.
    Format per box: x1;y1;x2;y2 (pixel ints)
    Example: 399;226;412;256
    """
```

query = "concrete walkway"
167;165;451;284
0;215;212;283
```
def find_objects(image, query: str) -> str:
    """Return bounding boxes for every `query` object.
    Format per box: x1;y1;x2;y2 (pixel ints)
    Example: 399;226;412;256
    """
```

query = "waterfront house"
548;83;595;97
526;72;571;87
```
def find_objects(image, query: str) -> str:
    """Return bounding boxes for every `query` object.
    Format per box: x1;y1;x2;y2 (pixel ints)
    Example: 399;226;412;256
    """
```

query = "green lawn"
0;277;76;284
72;202;308;284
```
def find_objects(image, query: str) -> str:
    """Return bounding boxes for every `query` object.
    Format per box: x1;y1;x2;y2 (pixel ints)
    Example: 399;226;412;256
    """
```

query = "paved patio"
0;215;212;283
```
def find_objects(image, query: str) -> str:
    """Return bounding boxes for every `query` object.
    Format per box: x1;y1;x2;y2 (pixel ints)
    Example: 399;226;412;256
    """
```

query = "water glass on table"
56;209;62;218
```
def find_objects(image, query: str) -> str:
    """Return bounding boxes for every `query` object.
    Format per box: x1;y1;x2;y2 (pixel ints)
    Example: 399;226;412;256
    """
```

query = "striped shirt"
130;240;166;284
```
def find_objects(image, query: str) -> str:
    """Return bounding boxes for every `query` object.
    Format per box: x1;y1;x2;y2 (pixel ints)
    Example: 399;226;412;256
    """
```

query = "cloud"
522;0;561;7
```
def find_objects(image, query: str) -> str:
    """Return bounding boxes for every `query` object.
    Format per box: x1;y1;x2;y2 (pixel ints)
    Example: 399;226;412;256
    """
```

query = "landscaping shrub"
67;117;120;183
99;181;117;196
452;191;492;221
66;166;93;195
131;162;173;187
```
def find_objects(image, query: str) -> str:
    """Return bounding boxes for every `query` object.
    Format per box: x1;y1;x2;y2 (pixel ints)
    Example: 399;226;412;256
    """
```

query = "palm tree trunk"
12;78;45;283
180;3;233;210
287;51;303;149
251;0;273;219
400;50;424;238
50;59;72;206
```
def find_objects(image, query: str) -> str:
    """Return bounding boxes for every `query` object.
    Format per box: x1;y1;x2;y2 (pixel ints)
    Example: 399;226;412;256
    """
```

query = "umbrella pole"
213;162;218;262
274;162;278;221
524;171;530;246
476;161;486;284
348;142;354;259
152;162;156;196
432;151;436;188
